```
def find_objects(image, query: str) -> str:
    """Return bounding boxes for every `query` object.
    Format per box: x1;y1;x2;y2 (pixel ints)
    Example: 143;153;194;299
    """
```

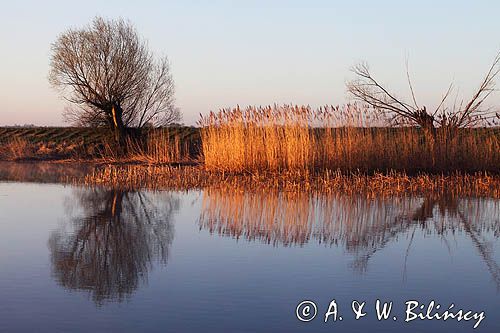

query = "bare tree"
49;17;180;144
347;52;500;133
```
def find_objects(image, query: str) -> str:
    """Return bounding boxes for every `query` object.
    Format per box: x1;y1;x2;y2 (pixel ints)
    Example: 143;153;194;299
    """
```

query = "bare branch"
433;82;454;117
347;62;434;129
455;51;500;127
405;58;419;110
347;51;500;130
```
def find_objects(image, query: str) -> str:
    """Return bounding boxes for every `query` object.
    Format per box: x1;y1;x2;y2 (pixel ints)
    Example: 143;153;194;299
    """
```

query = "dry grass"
0;127;198;164
0;138;35;160
124;131;190;164
86;131;193;164
199;105;500;174
77;164;500;198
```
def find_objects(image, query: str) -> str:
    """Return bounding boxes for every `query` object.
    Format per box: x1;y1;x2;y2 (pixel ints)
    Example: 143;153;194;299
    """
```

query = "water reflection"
199;190;499;281
46;186;500;306
48;188;179;304
0;161;92;183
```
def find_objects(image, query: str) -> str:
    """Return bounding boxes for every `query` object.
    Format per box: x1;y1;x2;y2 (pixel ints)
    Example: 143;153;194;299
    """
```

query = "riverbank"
1;118;499;193
1;125;499;173
79;165;500;197
0;126;200;162
1;161;499;197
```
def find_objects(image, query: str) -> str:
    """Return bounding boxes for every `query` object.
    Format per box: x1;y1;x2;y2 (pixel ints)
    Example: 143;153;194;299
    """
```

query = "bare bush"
347;52;500;131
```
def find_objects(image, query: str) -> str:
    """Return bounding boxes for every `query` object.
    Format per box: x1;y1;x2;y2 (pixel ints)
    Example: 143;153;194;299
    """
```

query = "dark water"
0;180;499;332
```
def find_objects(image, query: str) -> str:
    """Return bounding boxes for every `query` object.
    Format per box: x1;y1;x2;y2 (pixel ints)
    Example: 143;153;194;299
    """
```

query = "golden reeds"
77;164;500;198
124;130;188;164
199;104;500;174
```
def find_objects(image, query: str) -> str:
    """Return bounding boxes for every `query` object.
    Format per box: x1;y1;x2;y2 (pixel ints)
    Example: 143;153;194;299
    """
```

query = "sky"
0;0;499;126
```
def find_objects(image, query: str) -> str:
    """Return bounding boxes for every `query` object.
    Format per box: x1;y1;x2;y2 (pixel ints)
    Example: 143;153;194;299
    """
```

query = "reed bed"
2;162;498;197
123;131;191;164
199;104;500;174
77;164;500;198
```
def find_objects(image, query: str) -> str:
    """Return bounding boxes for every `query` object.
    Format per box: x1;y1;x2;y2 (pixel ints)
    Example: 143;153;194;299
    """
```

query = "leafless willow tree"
49;17;180;143
347;52;500;133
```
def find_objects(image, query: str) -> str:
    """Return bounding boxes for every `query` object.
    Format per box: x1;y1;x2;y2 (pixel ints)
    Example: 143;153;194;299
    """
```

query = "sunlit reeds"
199;104;500;173
75;164;500;198
124;130;188;164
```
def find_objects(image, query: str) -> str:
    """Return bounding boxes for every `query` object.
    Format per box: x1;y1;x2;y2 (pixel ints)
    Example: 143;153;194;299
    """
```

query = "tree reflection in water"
199;190;499;285
49;187;179;305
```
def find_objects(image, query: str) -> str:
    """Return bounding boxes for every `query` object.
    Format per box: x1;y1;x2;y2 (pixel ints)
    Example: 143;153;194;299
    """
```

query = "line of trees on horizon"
48;16;500;150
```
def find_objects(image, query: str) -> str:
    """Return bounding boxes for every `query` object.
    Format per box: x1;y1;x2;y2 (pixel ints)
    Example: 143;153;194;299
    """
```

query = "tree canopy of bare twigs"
347;52;500;131
49;17;180;142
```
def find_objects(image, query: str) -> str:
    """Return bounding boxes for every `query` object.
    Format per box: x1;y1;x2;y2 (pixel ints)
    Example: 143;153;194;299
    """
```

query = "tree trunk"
415;110;437;144
111;104;126;151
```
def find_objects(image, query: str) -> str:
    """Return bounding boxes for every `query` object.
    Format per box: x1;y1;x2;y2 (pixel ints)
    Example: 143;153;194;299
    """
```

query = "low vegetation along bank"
0;126;200;164
0;162;498;197
1;105;499;184
83;166;500;197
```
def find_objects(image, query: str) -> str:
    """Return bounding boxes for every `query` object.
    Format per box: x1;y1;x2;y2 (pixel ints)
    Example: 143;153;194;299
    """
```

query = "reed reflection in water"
48;187;180;304
199;190;499;281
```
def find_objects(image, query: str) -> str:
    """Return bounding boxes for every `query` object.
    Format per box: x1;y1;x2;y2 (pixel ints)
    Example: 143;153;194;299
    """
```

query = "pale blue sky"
0;0;499;126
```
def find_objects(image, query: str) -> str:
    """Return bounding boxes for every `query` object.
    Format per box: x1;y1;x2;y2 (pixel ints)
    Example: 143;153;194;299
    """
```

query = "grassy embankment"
0;126;200;164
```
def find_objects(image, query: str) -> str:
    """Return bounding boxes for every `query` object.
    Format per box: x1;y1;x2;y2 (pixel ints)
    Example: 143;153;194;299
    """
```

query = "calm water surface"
0;177;499;332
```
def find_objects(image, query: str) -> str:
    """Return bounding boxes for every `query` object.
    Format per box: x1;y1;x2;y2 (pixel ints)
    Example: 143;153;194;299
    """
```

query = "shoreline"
1;160;499;198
